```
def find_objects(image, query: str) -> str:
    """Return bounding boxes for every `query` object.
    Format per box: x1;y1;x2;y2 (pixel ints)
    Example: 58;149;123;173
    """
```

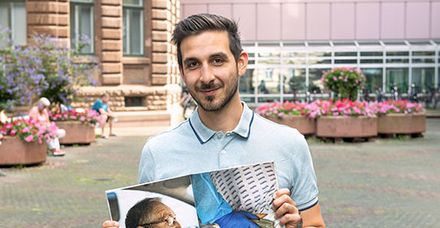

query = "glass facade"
240;41;440;105
0;0;26;46
123;0;144;56
70;0;94;54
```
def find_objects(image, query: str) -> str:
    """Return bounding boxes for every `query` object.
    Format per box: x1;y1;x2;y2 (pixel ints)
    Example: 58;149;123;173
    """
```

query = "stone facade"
25;0;181;116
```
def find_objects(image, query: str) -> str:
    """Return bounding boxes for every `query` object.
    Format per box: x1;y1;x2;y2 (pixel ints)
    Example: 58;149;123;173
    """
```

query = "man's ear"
237;51;249;77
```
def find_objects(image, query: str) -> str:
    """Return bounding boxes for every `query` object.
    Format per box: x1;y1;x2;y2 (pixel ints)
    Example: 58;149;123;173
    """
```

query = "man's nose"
199;64;215;83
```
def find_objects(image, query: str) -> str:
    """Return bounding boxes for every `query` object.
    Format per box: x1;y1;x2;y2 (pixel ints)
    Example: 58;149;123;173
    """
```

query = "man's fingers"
102;220;119;228
274;188;290;198
279;213;302;226
274;200;298;219
273;193;296;209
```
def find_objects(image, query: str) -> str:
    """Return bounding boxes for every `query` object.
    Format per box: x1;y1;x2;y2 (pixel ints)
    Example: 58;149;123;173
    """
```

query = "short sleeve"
290;132;319;211
138;143;156;184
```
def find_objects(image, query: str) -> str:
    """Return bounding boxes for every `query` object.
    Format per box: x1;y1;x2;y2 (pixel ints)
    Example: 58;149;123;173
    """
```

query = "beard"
189;73;239;112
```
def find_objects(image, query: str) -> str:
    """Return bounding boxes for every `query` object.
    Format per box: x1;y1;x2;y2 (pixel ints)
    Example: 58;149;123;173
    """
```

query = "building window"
70;0;94;54
123;0;144;56
362;68;383;93
0;0;26;46
412;68;434;93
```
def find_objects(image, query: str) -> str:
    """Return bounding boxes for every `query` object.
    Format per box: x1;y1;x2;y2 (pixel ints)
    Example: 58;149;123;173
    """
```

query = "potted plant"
50;109;98;145
374;100;425;136
0;119;57;165
314;99;377;139
256;101;316;135
322;67;366;101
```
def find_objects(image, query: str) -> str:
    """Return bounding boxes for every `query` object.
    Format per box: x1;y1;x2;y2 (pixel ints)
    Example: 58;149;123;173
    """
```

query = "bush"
322;67;366;101
0;28;97;109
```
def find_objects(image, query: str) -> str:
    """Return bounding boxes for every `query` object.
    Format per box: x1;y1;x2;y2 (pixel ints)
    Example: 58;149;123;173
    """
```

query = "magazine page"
106;162;282;228
105;176;199;228
191;161;282;228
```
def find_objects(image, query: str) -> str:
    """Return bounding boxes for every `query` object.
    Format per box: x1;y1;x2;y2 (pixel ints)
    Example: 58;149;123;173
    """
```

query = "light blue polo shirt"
138;103;319;218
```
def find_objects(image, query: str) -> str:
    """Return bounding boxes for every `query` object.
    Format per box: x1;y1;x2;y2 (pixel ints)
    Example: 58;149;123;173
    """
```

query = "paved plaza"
0;119;439;227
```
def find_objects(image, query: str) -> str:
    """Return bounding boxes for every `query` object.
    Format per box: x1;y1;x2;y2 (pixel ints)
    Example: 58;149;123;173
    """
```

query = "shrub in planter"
50;109;99;144
373;100;426;135
314;99;377;138
0;119;58;165
256;102;316;135
322;67;366;101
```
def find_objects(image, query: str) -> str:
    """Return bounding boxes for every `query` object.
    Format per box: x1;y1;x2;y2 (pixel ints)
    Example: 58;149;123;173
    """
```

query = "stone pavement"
0;120;439;227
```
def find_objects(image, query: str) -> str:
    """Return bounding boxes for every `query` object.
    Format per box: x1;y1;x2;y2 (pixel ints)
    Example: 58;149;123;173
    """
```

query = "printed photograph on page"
105;176;199;228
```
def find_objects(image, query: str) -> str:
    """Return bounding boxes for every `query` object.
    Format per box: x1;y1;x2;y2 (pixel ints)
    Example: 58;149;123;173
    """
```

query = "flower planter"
0;136;47;165
55;121;95;145
377;113;426;134
267;116;316;135
317;116;378;138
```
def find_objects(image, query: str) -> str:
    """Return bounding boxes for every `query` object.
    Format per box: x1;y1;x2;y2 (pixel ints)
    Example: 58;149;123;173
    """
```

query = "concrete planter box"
55;121;95;145
267;115;316;135
0;136;47;165
378;113;426;134
317;116;378;138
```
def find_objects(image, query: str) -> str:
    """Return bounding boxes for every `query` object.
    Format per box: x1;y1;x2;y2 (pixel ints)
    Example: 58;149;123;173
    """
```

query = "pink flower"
25;135;34;142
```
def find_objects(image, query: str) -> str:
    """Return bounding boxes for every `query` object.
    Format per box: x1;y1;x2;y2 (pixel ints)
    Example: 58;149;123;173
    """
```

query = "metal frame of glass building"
240;40;440;105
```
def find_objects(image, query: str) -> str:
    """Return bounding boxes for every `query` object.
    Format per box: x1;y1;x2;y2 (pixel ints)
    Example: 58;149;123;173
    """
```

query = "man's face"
179;31;248;112
102;95;109;103
139;201;181;228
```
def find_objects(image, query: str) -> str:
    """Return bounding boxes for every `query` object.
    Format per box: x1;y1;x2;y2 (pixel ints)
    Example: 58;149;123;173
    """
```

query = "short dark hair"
125;197;161;228
171;13;243;69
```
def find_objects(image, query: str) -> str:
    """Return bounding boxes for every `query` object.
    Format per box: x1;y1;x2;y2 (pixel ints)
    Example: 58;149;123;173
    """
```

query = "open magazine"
106;162;282;228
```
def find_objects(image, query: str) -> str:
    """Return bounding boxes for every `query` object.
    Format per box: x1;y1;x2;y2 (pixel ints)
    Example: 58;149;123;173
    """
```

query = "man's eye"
212;58;224;65
186;61;198;69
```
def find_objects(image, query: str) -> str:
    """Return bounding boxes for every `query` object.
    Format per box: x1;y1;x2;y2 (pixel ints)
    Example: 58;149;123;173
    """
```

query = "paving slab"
0;120;439;227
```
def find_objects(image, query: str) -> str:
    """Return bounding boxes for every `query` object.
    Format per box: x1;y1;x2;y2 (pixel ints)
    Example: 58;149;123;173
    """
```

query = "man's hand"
102;220;119;228
214;211;260;228
273;188;302;228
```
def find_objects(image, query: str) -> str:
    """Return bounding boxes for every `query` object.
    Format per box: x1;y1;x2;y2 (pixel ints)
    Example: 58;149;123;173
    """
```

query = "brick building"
1;0;182;124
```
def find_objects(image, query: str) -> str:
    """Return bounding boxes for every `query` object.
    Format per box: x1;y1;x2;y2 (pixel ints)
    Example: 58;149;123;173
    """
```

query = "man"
103;14;325;228
125;198;181;228
92;93;116;138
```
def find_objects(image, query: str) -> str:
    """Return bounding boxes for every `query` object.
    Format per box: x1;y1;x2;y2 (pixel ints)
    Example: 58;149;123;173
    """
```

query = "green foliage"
322;67;366;101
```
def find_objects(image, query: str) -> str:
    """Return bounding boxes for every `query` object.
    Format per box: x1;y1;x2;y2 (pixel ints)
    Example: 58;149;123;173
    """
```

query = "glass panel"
123;0;142;6
357;41;381;46
239;69;256;94
308;42;330;47
383;41;406;45
411;68;434;93
386;58;409;63
241;97;255;103
361;52;383;57
360;59;383;64
283;42;305;47
0;3;9;47
386;51;409;56
0;3;8;28
413;51;434;56
409;41;432;45
283;68;306;94
386;68;409;93
412;58;435;64
123;8;143;55
335;59;357;64
308;68;329;93
256;68;281;94
11;2;26;45
332;41;355;46
335;52;357;57
361;68;383;93
79;5;93;53
129;9;142;55
258;97;280;103
71;3;94;54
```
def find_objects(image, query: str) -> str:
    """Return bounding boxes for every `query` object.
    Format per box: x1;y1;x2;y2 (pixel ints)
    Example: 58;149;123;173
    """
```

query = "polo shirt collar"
188;102;255;144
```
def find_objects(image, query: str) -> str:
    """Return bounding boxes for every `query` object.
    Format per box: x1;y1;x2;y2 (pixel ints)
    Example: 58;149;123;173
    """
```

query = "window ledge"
123;57;150;65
